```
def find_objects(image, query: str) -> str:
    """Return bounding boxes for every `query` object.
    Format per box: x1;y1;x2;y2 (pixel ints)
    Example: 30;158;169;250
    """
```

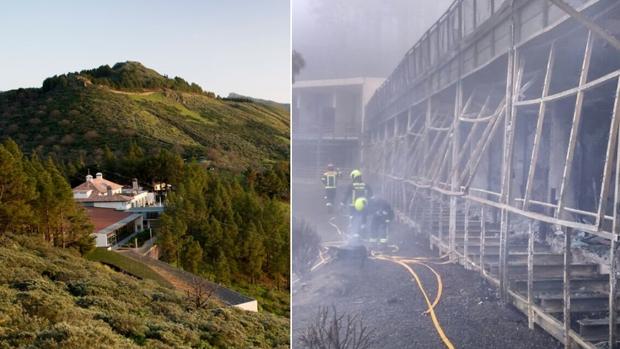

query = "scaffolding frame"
363;0;620;347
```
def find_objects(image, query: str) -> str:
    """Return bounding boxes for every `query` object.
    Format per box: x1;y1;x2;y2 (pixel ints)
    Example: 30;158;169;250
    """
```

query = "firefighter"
321;164;340;213
368;197;394;243
342;169;373;211
350;197;369;238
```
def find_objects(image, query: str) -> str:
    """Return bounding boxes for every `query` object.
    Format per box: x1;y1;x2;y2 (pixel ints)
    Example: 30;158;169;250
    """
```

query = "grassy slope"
85;248;172;288
0;81;289;170
0;236;289;349
87;247;290;318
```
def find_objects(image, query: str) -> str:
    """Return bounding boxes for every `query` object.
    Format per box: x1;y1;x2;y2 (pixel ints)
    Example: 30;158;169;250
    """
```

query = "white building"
72;173;158;247
85;207;144;247
292;78;384;178
72;173;155;210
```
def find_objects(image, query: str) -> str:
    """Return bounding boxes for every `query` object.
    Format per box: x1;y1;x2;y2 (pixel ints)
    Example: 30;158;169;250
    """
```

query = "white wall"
129;192;149;208
95;233;108;247
146;192;156;205
234;300;258;312
73;190;93;199
94;201;131;210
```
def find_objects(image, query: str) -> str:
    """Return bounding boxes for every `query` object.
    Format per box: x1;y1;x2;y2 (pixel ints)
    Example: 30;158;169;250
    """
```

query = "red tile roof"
73;178;123;193
84;207;134;233
76;194;133;203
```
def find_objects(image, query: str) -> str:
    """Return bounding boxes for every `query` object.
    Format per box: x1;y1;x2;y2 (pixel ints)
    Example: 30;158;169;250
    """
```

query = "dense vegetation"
0;139;92;253
43;62;209;95
0;62;289;171
77;142;289;202
227;93;290;111
0;62;291;337
0;234;289;348
157;162;289;312
1;136;290;307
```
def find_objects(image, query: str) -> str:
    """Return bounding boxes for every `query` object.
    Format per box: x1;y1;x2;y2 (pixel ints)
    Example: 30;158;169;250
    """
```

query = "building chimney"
96;172;103;180
86;174;93;182
132;178;139;191
106;185;112;196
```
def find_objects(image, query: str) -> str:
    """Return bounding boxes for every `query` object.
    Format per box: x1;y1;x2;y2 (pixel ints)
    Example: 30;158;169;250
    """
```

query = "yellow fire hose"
375;254;456;349
323;219;455;348
408;260;444;315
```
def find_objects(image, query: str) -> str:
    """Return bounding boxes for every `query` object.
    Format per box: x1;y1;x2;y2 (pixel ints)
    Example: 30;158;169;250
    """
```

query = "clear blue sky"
0;0;291;102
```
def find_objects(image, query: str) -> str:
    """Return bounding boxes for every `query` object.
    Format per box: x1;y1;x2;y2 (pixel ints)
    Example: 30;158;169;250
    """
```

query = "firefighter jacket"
321;170;340;189
343;181;373;205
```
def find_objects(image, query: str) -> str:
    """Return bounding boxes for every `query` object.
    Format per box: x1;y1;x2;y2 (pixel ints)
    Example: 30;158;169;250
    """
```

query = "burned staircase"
418;200;616;348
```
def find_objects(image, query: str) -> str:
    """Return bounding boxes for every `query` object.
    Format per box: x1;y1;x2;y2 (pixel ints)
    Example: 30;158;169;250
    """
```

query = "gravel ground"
292;181;562;349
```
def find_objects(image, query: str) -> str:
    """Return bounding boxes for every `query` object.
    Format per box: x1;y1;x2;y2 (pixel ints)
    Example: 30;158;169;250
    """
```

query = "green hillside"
0;62;289;171
0;64;291;347
227;93;290;111
0;234;289;348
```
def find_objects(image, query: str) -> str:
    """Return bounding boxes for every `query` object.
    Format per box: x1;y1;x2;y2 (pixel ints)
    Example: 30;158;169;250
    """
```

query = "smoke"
291;0;455;216
293;0;453;80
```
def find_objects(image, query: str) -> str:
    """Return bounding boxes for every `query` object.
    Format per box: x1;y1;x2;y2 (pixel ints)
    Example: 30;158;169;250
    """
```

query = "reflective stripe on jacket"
351;182;367;204
322;171;338;189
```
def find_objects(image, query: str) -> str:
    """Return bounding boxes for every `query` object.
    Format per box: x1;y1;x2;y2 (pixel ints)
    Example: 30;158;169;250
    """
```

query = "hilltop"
0;234;289;348
0;62;289;171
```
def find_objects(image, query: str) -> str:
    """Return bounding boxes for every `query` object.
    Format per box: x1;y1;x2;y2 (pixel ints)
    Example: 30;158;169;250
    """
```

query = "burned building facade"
362;0;620;347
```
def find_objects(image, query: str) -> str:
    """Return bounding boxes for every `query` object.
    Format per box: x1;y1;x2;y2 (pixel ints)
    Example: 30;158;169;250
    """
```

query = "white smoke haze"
292;1;620;348
293;0;453;80
291;2;455;345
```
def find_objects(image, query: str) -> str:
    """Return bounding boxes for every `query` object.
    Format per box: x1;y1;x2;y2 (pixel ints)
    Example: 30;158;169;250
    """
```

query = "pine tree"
0;140;93;252
261;199;289;286
215;250;231;284
123;142;144;176
47;158;81;247
158;214;187;265
66;207;95;254
183;240;203;274
158;226;177;264
0;143;36;234
205;217;223;261
27;155;56;242
244;223;265;284
102;145;116;174
158;149;184;184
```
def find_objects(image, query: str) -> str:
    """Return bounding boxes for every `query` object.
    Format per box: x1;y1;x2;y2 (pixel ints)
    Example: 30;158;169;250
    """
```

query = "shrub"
292;218;320;276
60;134;74;144
101;312;148;339
84;130;99;140
299;306;375;349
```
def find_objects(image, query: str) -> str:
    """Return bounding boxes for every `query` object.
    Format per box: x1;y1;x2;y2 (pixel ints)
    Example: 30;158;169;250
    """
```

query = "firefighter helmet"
350;169;362;179
354;197;367;212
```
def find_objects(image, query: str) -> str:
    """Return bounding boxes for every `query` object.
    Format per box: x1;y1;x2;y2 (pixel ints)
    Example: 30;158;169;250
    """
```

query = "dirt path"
107;88;156;96
116;250;191;292
146;264;192;293
292;181;561;348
